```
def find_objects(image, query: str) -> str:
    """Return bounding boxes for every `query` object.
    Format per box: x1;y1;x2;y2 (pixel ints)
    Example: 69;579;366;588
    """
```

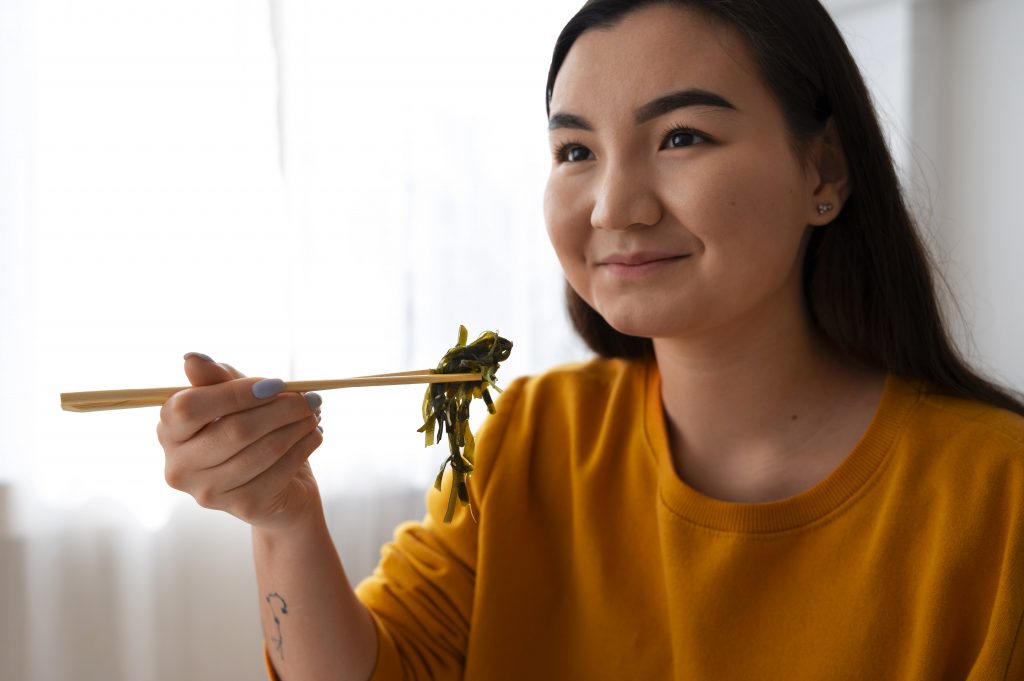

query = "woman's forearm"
253;500;378;681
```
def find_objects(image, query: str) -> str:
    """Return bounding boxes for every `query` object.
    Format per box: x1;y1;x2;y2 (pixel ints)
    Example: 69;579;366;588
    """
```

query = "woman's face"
544;4;829;343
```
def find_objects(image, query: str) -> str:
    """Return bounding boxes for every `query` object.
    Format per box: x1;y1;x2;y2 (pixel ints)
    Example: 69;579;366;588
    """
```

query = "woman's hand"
157;353;325;532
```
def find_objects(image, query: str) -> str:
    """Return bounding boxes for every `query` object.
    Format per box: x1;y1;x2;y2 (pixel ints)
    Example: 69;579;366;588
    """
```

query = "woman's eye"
557;144;594;163
662;129;707;149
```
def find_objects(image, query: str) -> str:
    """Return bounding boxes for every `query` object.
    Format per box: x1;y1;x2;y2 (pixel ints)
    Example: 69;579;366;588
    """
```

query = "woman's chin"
600;309;679;340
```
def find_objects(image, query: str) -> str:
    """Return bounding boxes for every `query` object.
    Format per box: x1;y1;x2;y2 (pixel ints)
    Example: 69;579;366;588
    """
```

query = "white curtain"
1;1;588;678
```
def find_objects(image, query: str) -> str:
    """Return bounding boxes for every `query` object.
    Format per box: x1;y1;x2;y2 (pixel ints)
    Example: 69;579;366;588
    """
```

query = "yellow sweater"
272;357;1024;680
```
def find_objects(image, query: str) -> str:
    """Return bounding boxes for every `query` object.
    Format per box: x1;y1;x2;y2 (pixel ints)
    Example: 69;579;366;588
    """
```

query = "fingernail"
252;378;285;399
316;425;324;434
184;352;214;363
304;392;323;411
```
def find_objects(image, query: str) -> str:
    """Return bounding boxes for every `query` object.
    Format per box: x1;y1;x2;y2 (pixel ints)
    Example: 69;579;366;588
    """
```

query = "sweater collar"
642;356;923;534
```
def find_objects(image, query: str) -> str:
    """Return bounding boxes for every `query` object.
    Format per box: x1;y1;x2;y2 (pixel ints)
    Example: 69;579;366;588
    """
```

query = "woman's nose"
590;163;662;231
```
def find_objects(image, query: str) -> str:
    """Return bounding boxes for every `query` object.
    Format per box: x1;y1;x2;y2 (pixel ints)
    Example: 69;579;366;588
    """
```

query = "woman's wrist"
251;493;329;547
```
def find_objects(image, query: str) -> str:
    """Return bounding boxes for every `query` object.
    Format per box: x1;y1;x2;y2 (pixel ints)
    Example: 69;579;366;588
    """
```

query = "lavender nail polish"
316;425;324;434
183;352;214;362
252;378;285;399
304;392;323;411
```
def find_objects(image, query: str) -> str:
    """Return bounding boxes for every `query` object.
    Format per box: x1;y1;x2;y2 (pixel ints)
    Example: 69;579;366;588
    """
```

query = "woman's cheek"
544;178;589;262
688;160;777;245
543;182;596;313
542;179;562;242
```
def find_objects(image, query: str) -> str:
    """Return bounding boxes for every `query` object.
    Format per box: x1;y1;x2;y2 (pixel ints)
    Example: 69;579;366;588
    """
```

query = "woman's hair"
546;0;1024;416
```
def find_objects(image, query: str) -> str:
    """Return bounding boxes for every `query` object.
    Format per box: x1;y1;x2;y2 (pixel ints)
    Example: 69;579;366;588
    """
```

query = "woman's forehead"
549;4;764;118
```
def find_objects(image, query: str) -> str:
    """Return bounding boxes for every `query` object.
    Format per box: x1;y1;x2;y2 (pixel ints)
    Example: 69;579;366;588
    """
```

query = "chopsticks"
60;369;481;413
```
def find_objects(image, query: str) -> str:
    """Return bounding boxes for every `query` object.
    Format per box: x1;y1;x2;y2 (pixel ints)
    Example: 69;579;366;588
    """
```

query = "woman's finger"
216;426;325;522
217;362;246;379
159;376;290;443
200;412;321;497
168;390;319;473
183;352;236;387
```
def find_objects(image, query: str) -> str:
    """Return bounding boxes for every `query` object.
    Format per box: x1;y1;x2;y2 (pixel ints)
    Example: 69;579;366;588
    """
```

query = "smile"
598;254;691;278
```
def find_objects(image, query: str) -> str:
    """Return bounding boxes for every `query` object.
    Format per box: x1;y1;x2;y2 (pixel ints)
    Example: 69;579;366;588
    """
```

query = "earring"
817;203;834;215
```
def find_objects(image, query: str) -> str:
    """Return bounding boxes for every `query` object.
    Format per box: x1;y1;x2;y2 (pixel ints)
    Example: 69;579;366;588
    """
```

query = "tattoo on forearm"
265;592;289;660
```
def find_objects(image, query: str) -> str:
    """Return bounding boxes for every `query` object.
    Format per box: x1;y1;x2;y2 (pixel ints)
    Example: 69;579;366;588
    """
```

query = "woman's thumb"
182;352;245;386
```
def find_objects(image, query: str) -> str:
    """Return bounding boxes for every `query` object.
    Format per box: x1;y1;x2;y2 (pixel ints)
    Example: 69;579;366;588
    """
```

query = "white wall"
826;0;1024;390
937;0;1024;387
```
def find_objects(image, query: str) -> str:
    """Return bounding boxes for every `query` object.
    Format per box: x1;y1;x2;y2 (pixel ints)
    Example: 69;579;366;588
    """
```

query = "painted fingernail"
316;425;324;434
252;378;285;399
304;392;323;411
184;352;214;362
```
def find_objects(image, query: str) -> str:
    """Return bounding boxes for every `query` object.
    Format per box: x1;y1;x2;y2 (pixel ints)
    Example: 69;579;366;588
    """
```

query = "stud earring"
817;203;834;215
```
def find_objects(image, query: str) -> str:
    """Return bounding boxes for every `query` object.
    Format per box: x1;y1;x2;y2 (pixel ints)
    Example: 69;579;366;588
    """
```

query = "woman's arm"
254;496;378;681
157;354;377;679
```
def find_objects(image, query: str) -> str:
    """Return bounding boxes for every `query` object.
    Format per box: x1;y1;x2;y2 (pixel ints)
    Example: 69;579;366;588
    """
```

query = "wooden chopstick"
60;370;481;413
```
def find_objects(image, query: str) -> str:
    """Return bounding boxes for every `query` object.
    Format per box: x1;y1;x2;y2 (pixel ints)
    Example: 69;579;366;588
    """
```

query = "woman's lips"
598;253;690;277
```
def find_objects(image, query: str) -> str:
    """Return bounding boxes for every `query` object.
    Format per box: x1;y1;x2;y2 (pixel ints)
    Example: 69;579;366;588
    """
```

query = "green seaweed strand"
417;325;513;522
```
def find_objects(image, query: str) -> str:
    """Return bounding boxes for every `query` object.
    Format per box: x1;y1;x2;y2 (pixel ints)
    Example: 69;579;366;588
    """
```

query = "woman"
158;1;1024;679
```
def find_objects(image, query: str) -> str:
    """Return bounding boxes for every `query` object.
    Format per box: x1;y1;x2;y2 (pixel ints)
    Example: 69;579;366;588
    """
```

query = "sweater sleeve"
353;376;522;680
1004;608;1024;680
262;377;523;681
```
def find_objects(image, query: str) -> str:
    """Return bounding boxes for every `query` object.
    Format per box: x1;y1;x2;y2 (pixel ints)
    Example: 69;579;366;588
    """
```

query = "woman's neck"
652;311;885;503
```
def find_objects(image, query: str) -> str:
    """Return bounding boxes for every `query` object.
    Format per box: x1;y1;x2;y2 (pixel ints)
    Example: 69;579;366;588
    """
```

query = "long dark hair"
545;0;1024;416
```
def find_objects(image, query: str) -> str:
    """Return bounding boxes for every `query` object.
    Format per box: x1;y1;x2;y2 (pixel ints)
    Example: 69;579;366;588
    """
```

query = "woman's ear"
807;117;851;225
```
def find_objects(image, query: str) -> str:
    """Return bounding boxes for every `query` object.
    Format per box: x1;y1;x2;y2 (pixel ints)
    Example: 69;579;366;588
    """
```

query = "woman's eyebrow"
548;113;592;132
548;88;737;131
635;88;737;124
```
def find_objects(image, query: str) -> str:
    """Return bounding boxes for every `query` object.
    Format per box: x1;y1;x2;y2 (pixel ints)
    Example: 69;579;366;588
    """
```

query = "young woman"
158;1;1024;679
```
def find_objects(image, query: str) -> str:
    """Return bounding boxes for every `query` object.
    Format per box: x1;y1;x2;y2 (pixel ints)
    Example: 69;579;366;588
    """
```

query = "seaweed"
417;325;513;522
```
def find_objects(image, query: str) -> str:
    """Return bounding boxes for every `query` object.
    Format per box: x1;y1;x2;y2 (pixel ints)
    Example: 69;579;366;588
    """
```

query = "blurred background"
1;0;1021;678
